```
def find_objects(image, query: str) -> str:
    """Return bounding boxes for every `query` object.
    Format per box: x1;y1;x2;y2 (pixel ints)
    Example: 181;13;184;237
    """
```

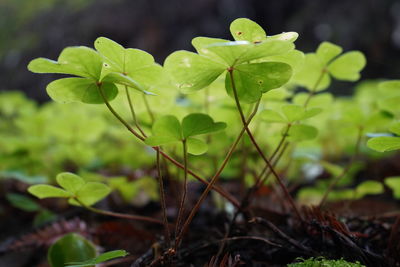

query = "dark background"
1;0;399;101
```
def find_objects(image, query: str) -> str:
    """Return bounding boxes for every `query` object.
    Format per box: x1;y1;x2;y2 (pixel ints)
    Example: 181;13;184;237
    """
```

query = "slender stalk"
228;70;303;221
256;142;289;189
74;198;165;225
175;139;188;249
96;85;240;208
157;148;239;208
157;150;171;246
303;68;327;107
125;86;147;138
319;126;363;207
246;67;328;203
97;83;145;141
175;99;261;248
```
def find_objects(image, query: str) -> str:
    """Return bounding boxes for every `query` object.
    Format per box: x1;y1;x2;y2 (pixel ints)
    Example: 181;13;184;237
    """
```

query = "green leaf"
355;180;383;199
56;172;85;194
236;40;295;64
267;32;299;42
367;136;400;152
94;37;126;72
101;72;144;92
27;58;84;77
389;122;400;136
28;185;71;199
46;78;118;104
201;39;294;66
6;193;40;212
201;41;251;66
70;182;111;206
293;54;331;91
229;18;267;43
303;108;323;119
328;51;366;81
266;105;322;123
93;250;128;265
225;62;292;103
182;113;226;138
187;138;208;155
28;47;103;79
191;37;230;63
316;42;343;65
145;115;183;146
293;92;333;108
287;124;318;141
384;177;400;199
264;50;305;73
66;250;129;267
95;37;161;91
48;233;96;267
378;96;400;115
58;47;103;79
164;51;225;92
281;104;305;122
379;80;400;97
259;109;286;123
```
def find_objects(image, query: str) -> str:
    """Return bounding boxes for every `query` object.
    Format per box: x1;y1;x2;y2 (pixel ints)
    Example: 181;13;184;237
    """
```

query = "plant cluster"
3;18;399;266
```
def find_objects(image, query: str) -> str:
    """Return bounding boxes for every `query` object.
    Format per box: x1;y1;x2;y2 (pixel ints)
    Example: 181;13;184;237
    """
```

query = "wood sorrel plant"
27;17;371;260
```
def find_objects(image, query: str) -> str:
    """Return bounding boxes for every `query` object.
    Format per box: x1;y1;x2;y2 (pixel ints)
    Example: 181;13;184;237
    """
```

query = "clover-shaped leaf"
28;46;119;104
316;42;343;65
328;51;366;81
28;172;111;206
367;137;400;152
293;53;331;91
145;113;226;155
68;182;111;206
230;18;298;44
260;104;322;123
164;18;295;103
95;37;163;92
28;47;103;78
287;124;318;141
293;42;366;91
230;18;267;43
46;78;118;104
367;122;400;152
28;184;72;199
201;39;294;66
259;109;287;123
164;51;226;93
225;62;292;103
56;172;85;194
144;115;183;145
182;113;227;138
